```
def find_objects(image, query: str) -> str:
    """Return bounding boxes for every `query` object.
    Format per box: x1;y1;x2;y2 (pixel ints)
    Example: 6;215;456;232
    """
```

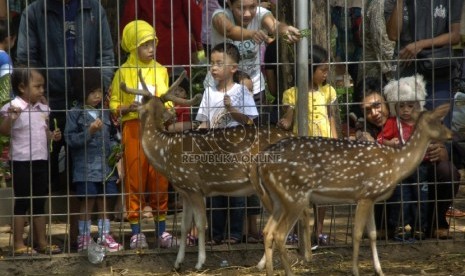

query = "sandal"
187;234;198;246
223;237;240;245
35;244;62;254
246;235;262;244
206;239;222;246
13;246;38;256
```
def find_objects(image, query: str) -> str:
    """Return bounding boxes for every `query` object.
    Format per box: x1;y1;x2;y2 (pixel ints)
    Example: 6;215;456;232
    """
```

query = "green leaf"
0;74;12;105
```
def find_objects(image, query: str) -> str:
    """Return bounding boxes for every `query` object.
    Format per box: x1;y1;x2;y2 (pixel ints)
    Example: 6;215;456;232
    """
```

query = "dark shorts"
12;160;49;215
74;180;118;197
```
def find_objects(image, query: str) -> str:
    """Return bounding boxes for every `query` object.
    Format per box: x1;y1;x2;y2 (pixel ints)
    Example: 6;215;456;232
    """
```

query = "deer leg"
191;194;207;270
174;193;194;270
260;214;279;275
365;205;384;276
274;210;302;276
352;200;372;276
300;206;313;262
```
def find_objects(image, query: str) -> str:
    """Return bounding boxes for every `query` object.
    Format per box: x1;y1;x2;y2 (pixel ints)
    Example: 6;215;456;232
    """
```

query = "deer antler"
120;69;201;106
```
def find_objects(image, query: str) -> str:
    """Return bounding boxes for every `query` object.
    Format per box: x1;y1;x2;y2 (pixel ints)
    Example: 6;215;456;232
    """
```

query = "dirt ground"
1;195;465;275
1;241;465;276
1;208;465;276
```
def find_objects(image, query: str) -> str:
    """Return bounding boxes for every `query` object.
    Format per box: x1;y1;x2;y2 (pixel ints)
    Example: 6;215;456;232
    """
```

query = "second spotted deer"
253;104;452;276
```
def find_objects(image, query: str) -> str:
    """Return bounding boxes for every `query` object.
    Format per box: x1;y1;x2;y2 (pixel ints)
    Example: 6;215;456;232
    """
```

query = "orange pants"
122;119;168;223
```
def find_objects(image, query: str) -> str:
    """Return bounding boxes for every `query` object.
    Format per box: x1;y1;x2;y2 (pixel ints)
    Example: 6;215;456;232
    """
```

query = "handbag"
416;47;457;79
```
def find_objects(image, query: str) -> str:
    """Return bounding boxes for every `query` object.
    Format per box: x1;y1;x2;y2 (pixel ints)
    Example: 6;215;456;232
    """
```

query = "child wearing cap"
379;74;429;240
109;20;176;249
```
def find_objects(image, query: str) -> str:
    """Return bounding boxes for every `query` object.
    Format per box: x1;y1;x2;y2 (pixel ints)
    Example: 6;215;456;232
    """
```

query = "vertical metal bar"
296;0;309;136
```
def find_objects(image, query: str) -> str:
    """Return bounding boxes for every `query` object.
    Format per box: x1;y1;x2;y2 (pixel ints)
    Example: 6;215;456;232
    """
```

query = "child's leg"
314;205;326;236
248;215;260;237
32;216;47;249
13;216;26;249
11;161;31;250
80;197;96;222
228;196;245;242
122;121;147;235
148;168;169;237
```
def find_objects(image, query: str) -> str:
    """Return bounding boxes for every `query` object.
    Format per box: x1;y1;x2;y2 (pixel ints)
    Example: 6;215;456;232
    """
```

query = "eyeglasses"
210;62;225;68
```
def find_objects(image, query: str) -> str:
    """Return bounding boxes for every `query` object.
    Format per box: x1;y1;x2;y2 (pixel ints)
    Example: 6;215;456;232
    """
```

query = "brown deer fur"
252;104;452;276
121;72;302;270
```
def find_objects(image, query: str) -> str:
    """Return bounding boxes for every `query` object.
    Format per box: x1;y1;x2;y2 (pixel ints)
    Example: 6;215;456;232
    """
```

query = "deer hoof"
173;263;181;272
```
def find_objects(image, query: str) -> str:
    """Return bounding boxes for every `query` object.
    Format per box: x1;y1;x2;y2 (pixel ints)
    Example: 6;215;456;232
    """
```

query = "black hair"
233;70;251;83
11;66;45;96
352;77;385;118
211;42;241;64
71;68;102;104
309;44;328;74
0;18;19;42
0;20;8;41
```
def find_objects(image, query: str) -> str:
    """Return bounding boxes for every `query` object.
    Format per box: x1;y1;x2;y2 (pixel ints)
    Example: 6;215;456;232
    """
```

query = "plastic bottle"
220;260;229;267
88;239;106;264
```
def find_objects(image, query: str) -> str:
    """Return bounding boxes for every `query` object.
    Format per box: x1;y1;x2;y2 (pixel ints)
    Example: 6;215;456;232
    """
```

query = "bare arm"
0;0;6;19
261;13;300;43
212;13;265;43
224;95;252;125
0;106;20;136
386;0;404;41
329;104;339;139
277;106;294;130
399;23;461;60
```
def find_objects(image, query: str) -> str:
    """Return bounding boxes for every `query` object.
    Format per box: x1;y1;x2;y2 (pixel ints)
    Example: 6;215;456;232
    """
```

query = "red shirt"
121;0;203;76
175;104;191;122
377;117;414;145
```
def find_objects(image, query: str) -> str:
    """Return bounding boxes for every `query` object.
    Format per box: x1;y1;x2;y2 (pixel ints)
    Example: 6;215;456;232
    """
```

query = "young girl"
196;43;257;244
65;69;122;253
109;20;175;249
278;45;339;246
0;67;62;255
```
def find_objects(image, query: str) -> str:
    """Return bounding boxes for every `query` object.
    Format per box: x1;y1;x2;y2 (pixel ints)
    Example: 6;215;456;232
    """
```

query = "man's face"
361;93;389;127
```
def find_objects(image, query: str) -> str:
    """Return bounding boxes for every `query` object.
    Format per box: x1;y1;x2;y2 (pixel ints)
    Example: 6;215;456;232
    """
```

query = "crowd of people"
0;0;464;256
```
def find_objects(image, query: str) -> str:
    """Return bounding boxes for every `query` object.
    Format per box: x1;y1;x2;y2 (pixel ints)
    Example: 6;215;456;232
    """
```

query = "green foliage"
190;65;208;96
336;86;354;121
0;74;12;151
108;144;123;168
0;74;11;105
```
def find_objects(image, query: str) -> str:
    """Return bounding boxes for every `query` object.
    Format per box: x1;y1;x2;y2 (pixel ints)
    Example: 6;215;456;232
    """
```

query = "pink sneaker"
159;232;179;248
77;235;92;252
98;234;123;252
130;233;148;250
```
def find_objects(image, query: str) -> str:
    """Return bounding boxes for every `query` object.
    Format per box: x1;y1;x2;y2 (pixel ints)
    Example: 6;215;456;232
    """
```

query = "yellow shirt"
109;20;171;122
109;60;170;122
282;84;337;138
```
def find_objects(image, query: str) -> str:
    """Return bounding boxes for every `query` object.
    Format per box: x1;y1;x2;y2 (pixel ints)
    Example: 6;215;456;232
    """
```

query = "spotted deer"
252;104;452;276
120;71;308;270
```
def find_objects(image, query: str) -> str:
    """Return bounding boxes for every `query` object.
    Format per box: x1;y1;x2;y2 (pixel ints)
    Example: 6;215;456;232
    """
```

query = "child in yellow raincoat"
109;20;176;249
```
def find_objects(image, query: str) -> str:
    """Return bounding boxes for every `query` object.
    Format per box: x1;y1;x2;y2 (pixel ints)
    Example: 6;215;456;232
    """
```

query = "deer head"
255;104;452;276
120;70;202;130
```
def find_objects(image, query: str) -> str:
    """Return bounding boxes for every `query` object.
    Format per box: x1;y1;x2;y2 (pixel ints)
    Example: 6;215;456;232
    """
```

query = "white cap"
383;74;427;116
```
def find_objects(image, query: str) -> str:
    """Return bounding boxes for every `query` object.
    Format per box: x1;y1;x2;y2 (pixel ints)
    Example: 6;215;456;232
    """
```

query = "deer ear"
433;103;451;120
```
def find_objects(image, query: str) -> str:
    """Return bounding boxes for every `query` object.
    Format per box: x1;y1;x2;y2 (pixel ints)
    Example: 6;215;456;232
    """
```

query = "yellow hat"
121;20;158;53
